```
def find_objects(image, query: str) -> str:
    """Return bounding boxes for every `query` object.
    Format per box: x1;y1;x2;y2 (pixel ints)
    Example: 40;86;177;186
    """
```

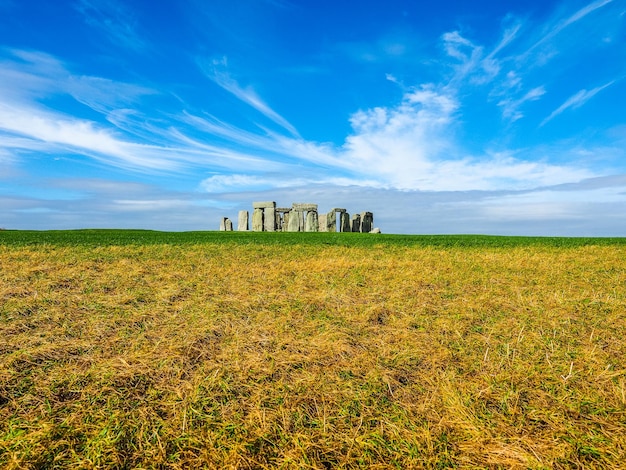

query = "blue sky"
1;0;625;235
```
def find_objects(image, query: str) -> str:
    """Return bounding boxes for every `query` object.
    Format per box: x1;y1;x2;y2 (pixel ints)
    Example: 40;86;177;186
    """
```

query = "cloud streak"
2;0;625;229
74;0;147;52
531;0;615;52
541;81;616;126
201;57;301;138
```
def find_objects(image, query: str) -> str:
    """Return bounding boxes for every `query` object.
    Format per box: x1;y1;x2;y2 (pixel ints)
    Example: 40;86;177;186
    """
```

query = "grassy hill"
1;231;625;468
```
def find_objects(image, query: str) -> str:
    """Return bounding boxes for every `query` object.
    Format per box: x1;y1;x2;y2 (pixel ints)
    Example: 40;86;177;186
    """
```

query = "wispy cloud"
531;0;615;52
541;81;615;126
498;86;546;122
200;56;301;138
0;45;600;195
74;0;146;52
338;84;592;191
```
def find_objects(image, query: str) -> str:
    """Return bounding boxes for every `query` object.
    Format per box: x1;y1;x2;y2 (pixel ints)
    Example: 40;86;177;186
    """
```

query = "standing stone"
252;208;264;231
283;212;290;232
326;211;337;232
265;206;276;232
275;212;282;232
340;212;351;232
225;218;233;231
287;210;301;232
318;213;328;232
298;210;305;232
351;214;361;233
305;210;319;232
360;212;373;233
276;209;290;232
219;217;228;231
237;210;249;231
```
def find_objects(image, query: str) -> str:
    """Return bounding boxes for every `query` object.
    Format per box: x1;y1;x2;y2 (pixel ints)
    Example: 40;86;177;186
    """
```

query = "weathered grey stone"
326;210;337;232
370;227;381;234
237;210;249;231
351;214;361;233
253;201;276;209
265;206;276;232
287;210;301;232
252;208;264;231
298;210;305;232
360;212;373;233
282;213;290;232
292;203;318;212
330;208;347;213
219;217;228;231
225;218;233;231
276;208;291;213
340;212;351;232
275;212;282;231
318;213;328;232
305;210;319;232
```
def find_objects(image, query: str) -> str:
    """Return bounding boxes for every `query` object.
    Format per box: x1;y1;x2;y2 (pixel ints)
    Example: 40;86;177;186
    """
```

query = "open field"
1;231;626;468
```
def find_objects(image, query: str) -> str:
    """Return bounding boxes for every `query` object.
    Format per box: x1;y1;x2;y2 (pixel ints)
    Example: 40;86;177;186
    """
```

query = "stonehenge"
220;202;378;233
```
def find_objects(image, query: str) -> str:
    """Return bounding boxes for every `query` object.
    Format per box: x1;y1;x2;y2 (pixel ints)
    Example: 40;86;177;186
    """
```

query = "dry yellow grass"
1;241;625;468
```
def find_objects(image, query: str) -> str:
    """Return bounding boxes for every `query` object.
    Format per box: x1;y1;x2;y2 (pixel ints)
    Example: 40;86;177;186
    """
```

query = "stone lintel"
330;208;347;213
276;208;292;213
252;201;276;209
292;203;318;212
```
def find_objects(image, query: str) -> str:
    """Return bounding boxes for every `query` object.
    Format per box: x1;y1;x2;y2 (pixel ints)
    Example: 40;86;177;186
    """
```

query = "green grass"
2;229;626;248
1;230;625;468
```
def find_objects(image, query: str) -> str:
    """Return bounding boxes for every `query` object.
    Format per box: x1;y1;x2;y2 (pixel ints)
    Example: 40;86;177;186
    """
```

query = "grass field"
1;230;625;468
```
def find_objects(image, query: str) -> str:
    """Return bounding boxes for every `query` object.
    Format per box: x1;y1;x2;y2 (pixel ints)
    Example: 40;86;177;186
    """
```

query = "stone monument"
219;202;377;233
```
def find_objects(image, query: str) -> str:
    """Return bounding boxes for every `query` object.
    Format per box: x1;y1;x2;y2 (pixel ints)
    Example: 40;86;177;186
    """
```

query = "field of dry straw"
1;234;625;468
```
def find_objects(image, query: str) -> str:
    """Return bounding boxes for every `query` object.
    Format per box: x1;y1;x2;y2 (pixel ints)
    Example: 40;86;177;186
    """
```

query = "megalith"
340;212;351;233
360;212;373;233
252;208;264;231
237;210;249;231
305;210;319;232
287;210;301;232
252;201;276;232
351;213;361;233
276;208;290;232
318;213;328;232
326;210;337;232
220;217;233;231
265;206;276;232
293;203;318;213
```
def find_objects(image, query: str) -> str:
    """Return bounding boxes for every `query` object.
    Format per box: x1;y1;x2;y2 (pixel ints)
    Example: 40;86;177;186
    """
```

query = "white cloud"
200;174;272;192
338;85;589;191
535;0;615;50
475;186;626;221
442;31;486;83
75;0;147;51
201;56;301;138
66;76;154;115
541;81;615;126
498;86;546;121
